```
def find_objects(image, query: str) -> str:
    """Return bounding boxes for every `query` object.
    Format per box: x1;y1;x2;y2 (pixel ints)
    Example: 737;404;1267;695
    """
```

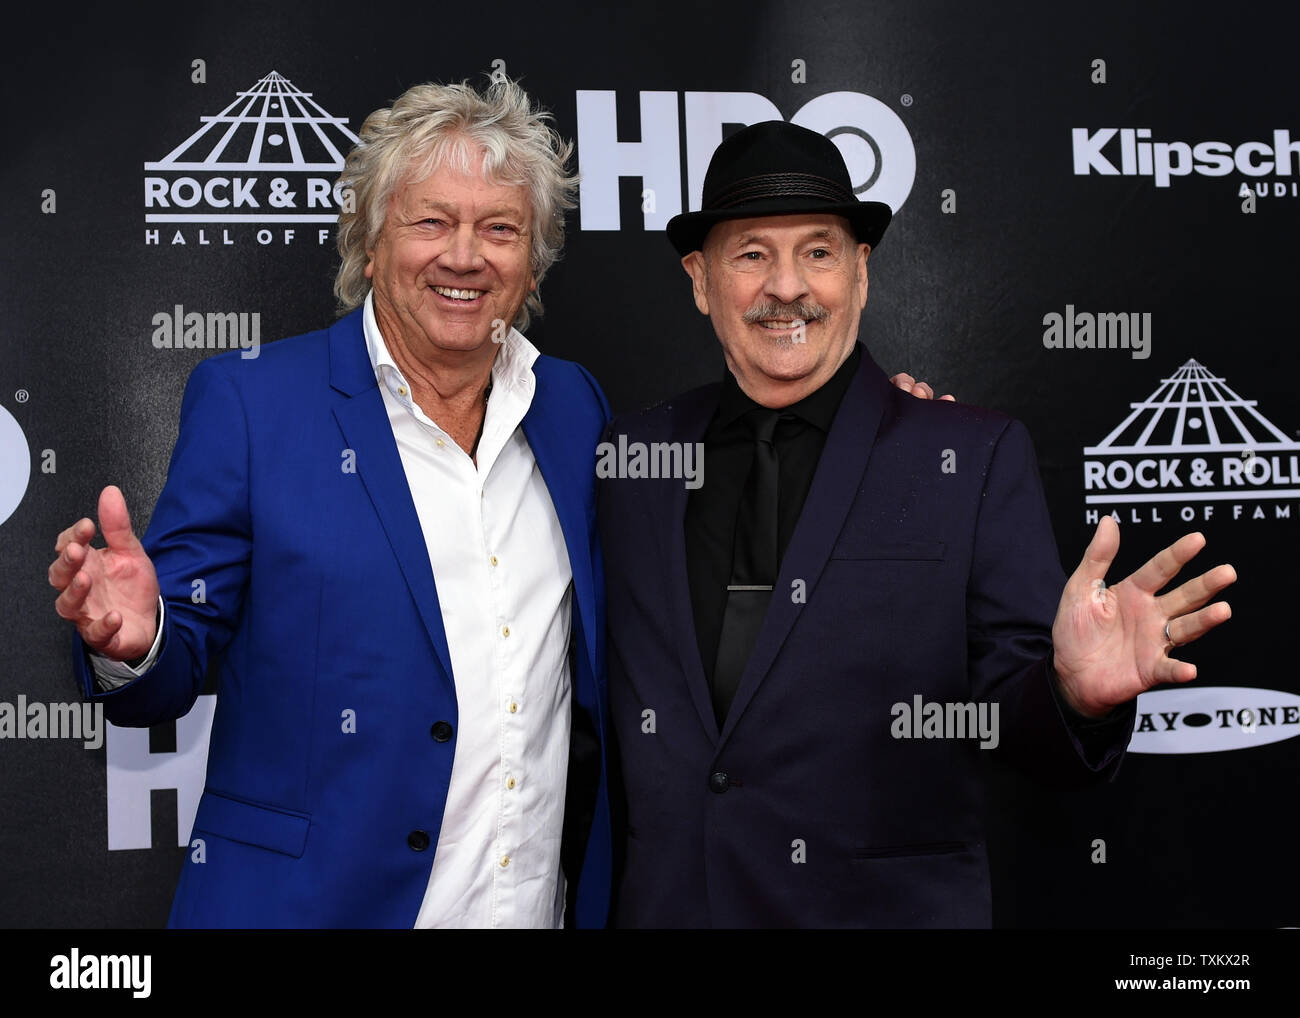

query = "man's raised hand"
50;485;160;662
1051;515;1236;718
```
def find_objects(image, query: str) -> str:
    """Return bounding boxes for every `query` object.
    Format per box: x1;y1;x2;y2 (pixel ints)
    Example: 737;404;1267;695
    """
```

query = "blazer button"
430;721;454;743
408;830;430;851
708;771;730;794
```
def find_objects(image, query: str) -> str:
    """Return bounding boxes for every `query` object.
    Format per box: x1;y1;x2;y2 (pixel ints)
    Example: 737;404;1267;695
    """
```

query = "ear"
364;235;377;280
681;250;710;316
855;243;870;309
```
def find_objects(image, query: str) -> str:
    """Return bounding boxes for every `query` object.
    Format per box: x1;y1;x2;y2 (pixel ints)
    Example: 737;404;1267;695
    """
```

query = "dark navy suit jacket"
75;308;613;928
598;344;1131;928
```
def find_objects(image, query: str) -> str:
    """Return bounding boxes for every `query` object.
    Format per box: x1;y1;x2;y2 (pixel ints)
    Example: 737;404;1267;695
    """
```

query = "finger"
889;372;916;392
53;569;93;621
1151;654;1198;686
98;485;140;553
1127;530;1207;595
1158;563;1237;618
81;610;125;655
940;393;956;402
1069;515;1119;590
1167;600;1232;648
914;382;935;400
47;539;88;591
54;517;95;555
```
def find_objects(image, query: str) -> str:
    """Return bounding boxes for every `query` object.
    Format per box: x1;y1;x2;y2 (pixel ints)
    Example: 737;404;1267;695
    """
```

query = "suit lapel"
717;348;891;746
666;384;728;739
520;357;600;682
327;310;456;695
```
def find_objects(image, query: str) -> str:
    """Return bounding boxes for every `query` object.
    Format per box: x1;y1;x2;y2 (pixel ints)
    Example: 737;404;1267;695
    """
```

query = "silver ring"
1164;621;1175;647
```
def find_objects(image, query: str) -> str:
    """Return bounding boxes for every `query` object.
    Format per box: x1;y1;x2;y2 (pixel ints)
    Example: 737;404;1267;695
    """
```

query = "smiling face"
682;213;870;408
365;146;535;363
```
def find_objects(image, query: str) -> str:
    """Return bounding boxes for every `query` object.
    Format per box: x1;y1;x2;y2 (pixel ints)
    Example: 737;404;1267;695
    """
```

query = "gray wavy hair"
333;78;577;332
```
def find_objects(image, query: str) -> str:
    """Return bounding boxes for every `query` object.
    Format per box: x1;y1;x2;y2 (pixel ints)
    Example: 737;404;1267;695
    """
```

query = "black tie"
711;408;786;725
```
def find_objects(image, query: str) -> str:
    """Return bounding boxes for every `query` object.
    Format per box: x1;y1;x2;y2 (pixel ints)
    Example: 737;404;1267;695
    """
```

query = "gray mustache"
742;300;829;324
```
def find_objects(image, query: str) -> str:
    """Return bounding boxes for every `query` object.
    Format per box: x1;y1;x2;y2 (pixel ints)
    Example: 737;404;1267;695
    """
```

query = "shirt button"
436;438;445;448
507;776;516;790
509;702;518;714
500;855;510;868
397;385;408;397
408;830;430;851
489;555;498;567
501;625;510;638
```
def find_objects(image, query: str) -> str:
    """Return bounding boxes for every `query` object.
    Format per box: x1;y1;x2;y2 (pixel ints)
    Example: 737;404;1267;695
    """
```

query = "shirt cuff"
89;596;166;690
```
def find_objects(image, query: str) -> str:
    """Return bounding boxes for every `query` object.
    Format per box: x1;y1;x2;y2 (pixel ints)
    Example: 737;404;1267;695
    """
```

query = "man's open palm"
1051;515;1235;717
49;485;160;662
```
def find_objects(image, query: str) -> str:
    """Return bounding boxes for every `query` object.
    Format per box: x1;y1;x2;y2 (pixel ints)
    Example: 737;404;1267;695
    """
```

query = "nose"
763;251;809;306
440;223;485;273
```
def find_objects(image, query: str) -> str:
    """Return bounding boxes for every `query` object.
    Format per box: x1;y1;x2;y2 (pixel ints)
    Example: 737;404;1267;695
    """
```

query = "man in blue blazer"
49;80;612;928
598;121;1237;927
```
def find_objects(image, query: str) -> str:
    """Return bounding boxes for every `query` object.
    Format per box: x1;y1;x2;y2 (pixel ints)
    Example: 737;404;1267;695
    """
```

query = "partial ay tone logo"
0;402;31;528
1130;687;1300;754
144;71;358;247
576;91;915;230
1083;359;1300;525
1072;127;1300;196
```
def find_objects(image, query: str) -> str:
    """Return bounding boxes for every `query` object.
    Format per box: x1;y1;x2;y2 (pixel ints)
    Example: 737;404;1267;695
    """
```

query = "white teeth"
433;286;484;300
761;320;801;329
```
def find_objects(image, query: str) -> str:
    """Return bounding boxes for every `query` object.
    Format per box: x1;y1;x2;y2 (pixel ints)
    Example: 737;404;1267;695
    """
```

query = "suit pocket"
192;789;312;858
853;840;967;860
822;540;947;633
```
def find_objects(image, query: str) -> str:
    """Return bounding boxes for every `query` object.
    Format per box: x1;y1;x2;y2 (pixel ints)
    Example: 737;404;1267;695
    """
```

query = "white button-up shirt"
363;293;574;929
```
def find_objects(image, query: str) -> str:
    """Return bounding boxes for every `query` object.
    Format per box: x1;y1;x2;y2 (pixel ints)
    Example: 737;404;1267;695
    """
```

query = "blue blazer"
598;345;1132;928
76;308;613;928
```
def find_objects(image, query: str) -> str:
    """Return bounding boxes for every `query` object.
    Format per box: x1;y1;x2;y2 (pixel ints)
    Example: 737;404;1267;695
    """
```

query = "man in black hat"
597;120;1236;927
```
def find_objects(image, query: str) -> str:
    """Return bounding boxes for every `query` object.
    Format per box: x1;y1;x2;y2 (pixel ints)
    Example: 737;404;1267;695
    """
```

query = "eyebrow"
413;198;528;221
732;227;840;248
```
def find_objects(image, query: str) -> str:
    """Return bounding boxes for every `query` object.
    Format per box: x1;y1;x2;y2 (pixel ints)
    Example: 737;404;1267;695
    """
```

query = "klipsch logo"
1082;359;1300;525
1130;687;1300;754
1072;127;1300;195
143;71;359;248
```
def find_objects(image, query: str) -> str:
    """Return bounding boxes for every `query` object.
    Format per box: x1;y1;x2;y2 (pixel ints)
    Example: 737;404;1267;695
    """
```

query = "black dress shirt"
685;346;861;684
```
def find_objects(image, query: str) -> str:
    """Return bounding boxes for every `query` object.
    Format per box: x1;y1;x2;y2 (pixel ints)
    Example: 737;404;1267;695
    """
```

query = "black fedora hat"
665;120;892;257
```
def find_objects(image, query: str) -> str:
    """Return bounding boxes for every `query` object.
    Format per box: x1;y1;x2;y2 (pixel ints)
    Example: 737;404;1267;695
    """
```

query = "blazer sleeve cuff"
85;597;166;690
1045;653;1137;776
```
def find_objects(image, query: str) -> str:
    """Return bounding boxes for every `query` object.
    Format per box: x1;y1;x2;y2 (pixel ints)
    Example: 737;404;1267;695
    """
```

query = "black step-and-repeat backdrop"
2;0;1295;928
